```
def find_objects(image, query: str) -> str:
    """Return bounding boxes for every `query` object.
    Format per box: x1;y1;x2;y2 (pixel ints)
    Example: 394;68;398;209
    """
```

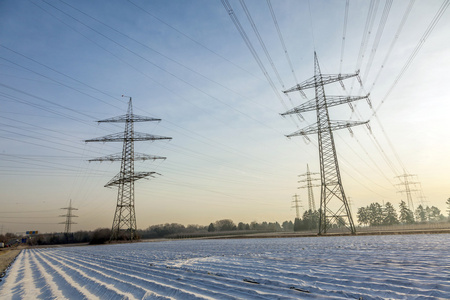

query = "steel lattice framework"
282;53;370;235
396;173;418;212
291;194;301;220
59;199;78;237
298;164;319;211
85;97;171;241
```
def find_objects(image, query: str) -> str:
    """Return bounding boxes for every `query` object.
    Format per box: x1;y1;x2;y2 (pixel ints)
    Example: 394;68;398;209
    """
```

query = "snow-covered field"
0;234;449;299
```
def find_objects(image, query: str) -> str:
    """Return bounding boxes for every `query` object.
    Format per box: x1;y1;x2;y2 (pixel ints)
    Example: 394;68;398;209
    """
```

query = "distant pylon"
282;52;371;235
85;96;172;241
291;194;302;219
395;173;418;212
347;196;353;217
59;199;78;236
298;164;319;211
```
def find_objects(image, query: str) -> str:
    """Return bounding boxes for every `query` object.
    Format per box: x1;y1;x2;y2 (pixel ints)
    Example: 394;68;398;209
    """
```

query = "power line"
239;0;304;120
125;0;262;81
339;0;350;74
37;0;282;137
361;0;393;82
56;0;282;119
368;0;415;92
372;0;450;115
266;0;301;92
11;1;295;172
220;0;300;130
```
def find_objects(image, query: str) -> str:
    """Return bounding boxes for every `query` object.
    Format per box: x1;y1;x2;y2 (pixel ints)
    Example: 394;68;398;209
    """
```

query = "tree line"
357;200;445;226
139;219;295;239
2;198;448;245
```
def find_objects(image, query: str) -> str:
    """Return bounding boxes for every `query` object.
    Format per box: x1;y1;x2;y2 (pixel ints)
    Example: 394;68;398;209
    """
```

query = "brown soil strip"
0;249;21;274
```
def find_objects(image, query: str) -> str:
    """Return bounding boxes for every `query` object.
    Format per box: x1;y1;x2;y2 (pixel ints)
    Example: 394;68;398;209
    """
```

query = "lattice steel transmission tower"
85;96;172;241
281;52;370;235
396;173;418;212
59;199;78;237
291;194;302;219
298;164;319;211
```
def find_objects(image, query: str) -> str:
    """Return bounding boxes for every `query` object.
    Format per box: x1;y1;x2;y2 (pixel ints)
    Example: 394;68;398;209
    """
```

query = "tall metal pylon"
85;96;172;241
59;199;78;237
281;52;371;235
291;194;302;219
298;164;319;211
395;173;418;212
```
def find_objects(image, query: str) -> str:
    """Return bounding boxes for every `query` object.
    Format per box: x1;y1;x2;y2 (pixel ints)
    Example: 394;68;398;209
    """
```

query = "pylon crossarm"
89;153;166;162
286;120;368;137
298;185;320;189
285;123;320;137
283;76;316;93
321;72;358;85
85;132;172;142
104;171;160;187
283;72;359;94
98;114;161;123
328;120;369;131
281;94;368;115
326;94;369;108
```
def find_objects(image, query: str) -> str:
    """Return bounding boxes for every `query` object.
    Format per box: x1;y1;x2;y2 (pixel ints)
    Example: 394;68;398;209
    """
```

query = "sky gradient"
1;0;449;234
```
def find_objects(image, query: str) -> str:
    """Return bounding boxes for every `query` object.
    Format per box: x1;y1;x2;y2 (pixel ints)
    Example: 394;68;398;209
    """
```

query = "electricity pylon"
85;96;171;241
298;164;319;211
395;173;418;212
282;52;370;235
59;199;78;237
291;194;302;219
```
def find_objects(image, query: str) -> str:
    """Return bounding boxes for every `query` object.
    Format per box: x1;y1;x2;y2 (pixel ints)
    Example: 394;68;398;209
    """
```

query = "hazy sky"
1;0;449;234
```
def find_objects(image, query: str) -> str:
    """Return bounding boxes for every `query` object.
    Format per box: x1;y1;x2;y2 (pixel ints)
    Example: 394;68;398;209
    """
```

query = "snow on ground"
0;234;449;299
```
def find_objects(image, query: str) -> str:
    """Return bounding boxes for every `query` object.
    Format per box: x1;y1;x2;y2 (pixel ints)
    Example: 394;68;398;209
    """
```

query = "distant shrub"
90;228;111;245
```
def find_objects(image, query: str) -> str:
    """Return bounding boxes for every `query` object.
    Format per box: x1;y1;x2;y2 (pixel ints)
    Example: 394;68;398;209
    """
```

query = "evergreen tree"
399;200;415;224
301;209;319;230
237;222;246;230
293;218;302;232
425;206;432;222
311;210;320;229
207;223;215;232
415;205;427;223
368;202;383;226
428;206;444;222
383;202;399;225
357;206;369;226
302;210;312;230
282;220;294;231
267;222;281;232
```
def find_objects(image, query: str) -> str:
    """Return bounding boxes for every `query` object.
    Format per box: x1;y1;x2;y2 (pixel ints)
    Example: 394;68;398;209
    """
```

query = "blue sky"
1;0;449;233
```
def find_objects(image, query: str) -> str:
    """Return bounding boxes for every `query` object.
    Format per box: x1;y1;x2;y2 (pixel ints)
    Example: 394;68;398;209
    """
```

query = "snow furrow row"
1;235;448;299
54;245;449;299
35;250;146;300
50;249;298;299
29;250;67;299
0;249;26;299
